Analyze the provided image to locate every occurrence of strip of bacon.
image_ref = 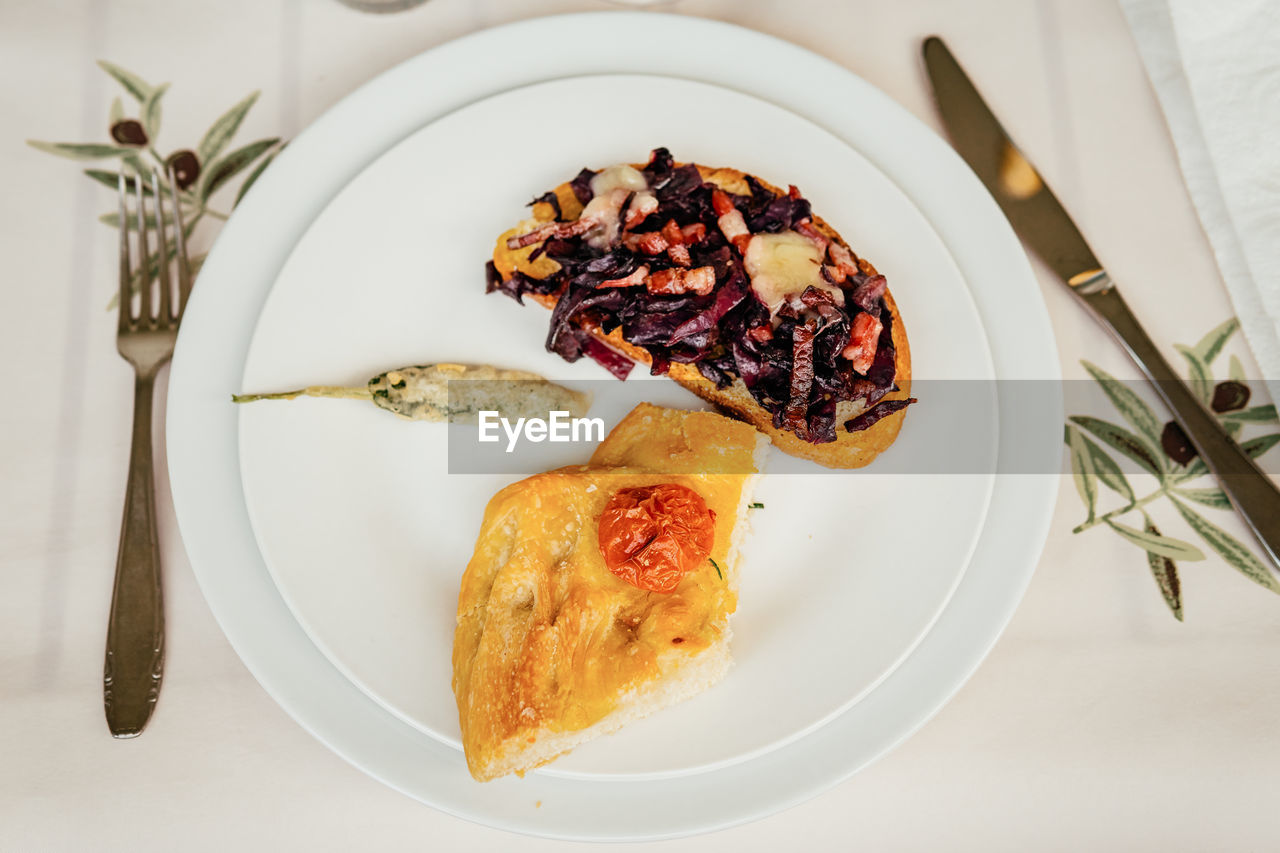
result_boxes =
[680,223,707,244]
[683,266,716,294]
[505,215,597,249]
[710,188,736,217]
[659,219,692,266]
[794,218,829,253]
[841,311,883,374]
[627,217,690,256]
[647,265,716,296]
[826,241,859,278]
[711,189,751,253]
[598,265,650,289]
[624,192,659,229]
[850,274,887,312]
[661,219,685,246]
[628,231,669,254]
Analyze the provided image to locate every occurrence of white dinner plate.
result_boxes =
[239,72,996,779]
[168,12,1060,841]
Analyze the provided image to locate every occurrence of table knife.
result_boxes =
[922,36,1280,572]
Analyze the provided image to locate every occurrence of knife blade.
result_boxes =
[922,35,1280,575]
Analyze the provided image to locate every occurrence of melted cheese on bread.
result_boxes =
[452,404,766,781]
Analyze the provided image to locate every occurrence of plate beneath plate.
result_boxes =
[168,12,1059,840]
[238,73,996,779]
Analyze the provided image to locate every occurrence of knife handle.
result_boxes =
[1080,283,1280,570]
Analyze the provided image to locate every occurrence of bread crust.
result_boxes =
[493,164,912,469]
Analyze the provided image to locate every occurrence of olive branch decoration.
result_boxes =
[26,61,286,306]
[1066,317,1280,620]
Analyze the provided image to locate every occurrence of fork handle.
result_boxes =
[104,373,166,737]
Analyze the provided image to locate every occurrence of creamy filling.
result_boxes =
[590,164,649,196]
[742,231,845,314]
[580,165,653,250]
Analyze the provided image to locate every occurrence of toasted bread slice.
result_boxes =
[492,164,912,469]
[452,404,766,781]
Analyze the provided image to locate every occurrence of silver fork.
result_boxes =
[105,168,191,738]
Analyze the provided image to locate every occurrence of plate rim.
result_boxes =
[167,11,1061,841]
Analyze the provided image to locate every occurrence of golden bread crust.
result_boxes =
[492,163,911,469]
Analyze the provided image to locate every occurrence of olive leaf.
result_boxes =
[97,60,153,102]
[1170,496,1280,593]
[1192,317,1238,365]
[109,96,124,124]
[200,138,279,201]
[1106,518,1206,561]
[234,142,284,207]
[1081,361,1166,469]
[1171,486,1232,510]
[141,82,170,139]
[26,141,131,160]
[1173,344,1211,405]
[1219,405,1278,426]
[1070,428,1135,503]
[123,151,149,174]
[1066,425,1099,523]
[99,206,203,235]
[1220,374,1251,437]
[1069,415,1164,477]
[84,168,155,195]
[1228,354,1246,383]
[198,91,260,166]
[1142,512,1183,621]
[1241,433,1280,458]
[100,209,167,229]
[1170,433,1280,484]
[1091,447,1135,503]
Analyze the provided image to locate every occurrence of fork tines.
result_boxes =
[116,168,191,331]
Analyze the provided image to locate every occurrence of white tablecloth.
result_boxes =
[1120,0,1280,400]
[4,1,1279,850]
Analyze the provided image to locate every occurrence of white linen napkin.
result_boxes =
[1119,0,1280,393]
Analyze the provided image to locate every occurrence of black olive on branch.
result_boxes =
[166,150,201,190]
[109,119,147,147]
[1210,380,1250,413]
[1161,421,1197,466]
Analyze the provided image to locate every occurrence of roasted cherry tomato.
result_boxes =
[597,484,716,593]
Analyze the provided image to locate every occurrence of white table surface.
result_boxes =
[3,0,1278,850]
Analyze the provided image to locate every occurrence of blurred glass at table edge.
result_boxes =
[334,0,428,12]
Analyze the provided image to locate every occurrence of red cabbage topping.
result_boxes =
[486,148,914,443]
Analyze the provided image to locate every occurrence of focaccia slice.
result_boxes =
[452,404,766,781]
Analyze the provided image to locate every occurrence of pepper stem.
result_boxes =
[231,385,371,404]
